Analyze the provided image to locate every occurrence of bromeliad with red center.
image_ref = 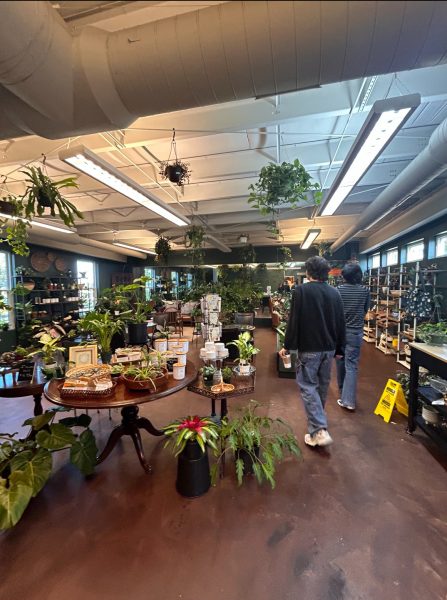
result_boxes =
[177,415,205,434]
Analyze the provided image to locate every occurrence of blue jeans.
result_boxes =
[296,351,335,435]
[336,328,363,409]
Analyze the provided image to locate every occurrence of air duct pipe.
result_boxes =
[1,1,447,140]
[330,118,447,252]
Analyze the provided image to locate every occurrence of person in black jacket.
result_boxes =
[279,256,345,447]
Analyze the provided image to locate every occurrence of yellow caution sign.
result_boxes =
[374,379,408,422]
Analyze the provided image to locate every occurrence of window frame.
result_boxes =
[370,252,381,269]
[405,239,425,263]
[386,247,398,267]
[76,259,98,314]
[435,231,447,258]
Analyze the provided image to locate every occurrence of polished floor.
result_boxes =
[1,329,446,600]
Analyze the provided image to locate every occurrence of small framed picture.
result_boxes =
[68,345,98,367]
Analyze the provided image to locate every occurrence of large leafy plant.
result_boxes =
[163,416,220,455]
[227,331,260,363]
[0,410,97,529]
[212,401,301,488]
[248,159,321,232]
[0,167,83,256]
[78,311,124,353]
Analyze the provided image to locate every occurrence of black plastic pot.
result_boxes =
[37,190,53,208]
[235,446,260,476]
[100,351,112,364]
[128,323,148,345]
[165,164,185,184]
[176,441,210,498]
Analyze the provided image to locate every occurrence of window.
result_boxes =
[76,259,97,314]
[386,247,398,266]
[144,267,155,299]
[371,253,380,269]
[435,232,447,258]
[187,273,193,289]
[171,271,179,291]
[0,252,12,326]
[406,239,424,263]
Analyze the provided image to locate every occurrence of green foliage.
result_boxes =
[239,244,257,266]
[315,241,332,258]
[227,331,260,363]
[212,401,301,488]
[0,410,97,529]
[200,365,216,380]
[222,366,233,383]
[278,246,293,269]
[124,360,164,390]
[417,322,447,343]
[163,416,220,456]
[155,236,171,264]
[248,159,322,232]
[78,311,124,353]
[185,225,206,267]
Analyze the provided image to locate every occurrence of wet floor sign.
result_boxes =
[374,379,407,422]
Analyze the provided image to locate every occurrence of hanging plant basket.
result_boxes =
[161,162,191,186]
[155,236,171,264]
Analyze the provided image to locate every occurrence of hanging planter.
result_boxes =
[155,236,171,264]
[185,225,205,267]
[159,129,192,187]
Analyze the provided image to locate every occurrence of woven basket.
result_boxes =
[65,364,112,379]
[60,380,117,399]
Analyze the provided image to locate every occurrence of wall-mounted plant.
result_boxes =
[248,159,322,233]
[185,225,206,267]
[159,129,191,186]
[239,244,256,266]
[155,236,171,264]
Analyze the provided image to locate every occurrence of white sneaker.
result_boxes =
[337,399,355,411]
[304,429,333,447]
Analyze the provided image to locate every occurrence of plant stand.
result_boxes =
[176,441,211,497]
[96,405,164,473]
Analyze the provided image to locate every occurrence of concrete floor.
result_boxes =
[1,329,446,600]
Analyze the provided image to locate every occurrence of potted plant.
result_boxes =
[155,236,171,264]
[122,361,168,392]
[119,276,153,344]
[200,365,216,385]
[185,225,206,267]
[222,366,233,384]
[28,323,66,378]
[417,322,447,345]
[163,415,219,497]
[239,244,257,266]
[0,410,97,530]
[227,331,260,375]
[248,159,321,233]
[78,311,124,364]
[212,401,301,488]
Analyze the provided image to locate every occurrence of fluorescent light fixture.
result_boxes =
[300,228,321,249]
[320,94,420,216]
[205,235,232,253]
[0,212,75,234]
[59,145,190,227]
[113,242,156,255]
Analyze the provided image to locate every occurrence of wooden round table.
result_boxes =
[0,367,46,416]
[44,361,197,473]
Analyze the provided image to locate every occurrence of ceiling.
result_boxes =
[1,1,447,262]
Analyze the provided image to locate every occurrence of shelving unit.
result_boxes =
[13,274,83,330]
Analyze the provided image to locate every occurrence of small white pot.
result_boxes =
[173,363,186,380]
[174,350,187,366]
[239,363,251,375]
[154,338,168,353]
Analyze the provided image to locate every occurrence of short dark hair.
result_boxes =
[342,262,363,284]
[305,256,330,282]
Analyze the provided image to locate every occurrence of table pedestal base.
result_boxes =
[96,405,164,473]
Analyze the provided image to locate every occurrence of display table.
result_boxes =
[408,342,447,452]
[44,361,197,473]
[0,366,46,416]
[188,370,255,418]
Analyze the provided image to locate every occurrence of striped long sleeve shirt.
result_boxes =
[337,284,370,329]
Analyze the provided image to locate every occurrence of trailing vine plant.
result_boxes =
[315,241,332,258]
[155,236,171,264]
[278,246,293,269]
[248,159,322,234]
[185,225,206,267]
[239,244,257,266]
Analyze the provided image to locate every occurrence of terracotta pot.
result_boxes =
[122,368,168,392]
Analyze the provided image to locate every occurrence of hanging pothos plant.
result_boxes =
[315,241,332,258]
[0,166,82,257]
[155,236,171,264]
[239,243,257,266]
[185,225,206,267]
[248,159,322,233]
[278,246,293,269]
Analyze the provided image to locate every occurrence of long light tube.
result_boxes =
[113,242,156,255]
[0,212,75,234]
[320,94,421,216]
[59,145,190,227]
[300,228,321,249]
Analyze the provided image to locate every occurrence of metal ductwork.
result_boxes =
[330,118,447,252]
[1,1,447,140]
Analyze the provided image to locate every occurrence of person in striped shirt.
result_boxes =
[336,263,370,411]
